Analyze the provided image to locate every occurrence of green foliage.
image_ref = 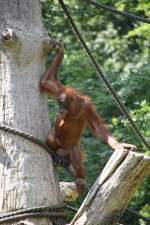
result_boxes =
[42,0,150,224]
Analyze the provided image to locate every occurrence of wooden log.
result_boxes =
[70,149,150,225]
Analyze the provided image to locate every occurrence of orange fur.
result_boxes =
[40,45,136,193]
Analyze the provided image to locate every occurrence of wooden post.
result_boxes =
[69,149,150,225]
[0,1,60,225]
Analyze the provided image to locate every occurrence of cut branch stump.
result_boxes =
[59,182,79,202]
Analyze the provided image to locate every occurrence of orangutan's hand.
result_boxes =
[115,143,137,151]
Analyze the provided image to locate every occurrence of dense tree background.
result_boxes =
[41,0,150,224]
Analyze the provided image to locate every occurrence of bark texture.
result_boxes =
[0,1,60,224]
[70,149,150,225]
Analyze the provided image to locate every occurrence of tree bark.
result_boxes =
[70,149,150,225]
[0,1,60,225]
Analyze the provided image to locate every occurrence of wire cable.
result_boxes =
[58,0,150,151]
[66,205,150,222]
[87,0,150,24]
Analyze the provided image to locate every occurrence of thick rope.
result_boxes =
[87,0,150,24]
[0,124,53,155]
[0,205,66,225]
[0,124,71,171]
[58,0,150,151]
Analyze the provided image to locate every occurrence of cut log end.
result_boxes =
[59,182,79,202]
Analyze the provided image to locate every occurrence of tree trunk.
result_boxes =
[70,149,150,225]
[0,1,60,224]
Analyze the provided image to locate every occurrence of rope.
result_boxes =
[0,205,66,225]
[0,124,71,170]
[87,0,150,24]
[58,0,150,151]
[0,124,53,155]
